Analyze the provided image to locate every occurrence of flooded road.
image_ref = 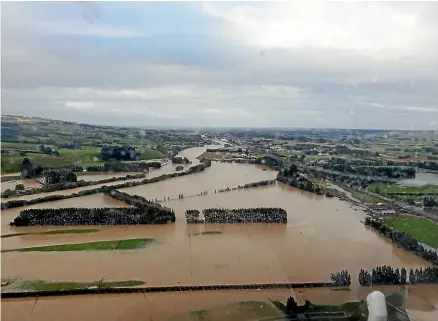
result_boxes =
[2,285,437,321]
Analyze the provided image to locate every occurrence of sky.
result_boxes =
[1,1,438,130]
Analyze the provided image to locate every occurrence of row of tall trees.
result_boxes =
[202,207,287,223]
[359,266,438,285]
[330,270,351,286]
[13,206,175,226]
[216,180,276,194]
[364,217,438,264]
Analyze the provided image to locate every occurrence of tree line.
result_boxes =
[359,266,438,285]
[215,180,276,194]
[202,207,287,223]
[330,270,351,286]
[364,217,438,264]
[12,206,175,226]
[331,266,438,287]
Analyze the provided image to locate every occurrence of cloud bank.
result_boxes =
[2,1,437,129]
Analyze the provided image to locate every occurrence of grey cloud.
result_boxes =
[1,2,438,129]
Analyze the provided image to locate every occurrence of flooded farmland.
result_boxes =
[1,162,430,285]
[121,162,277,201]
[2,144,437,320]
[1,178,42,192]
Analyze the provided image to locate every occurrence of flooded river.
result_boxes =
[1,144,437,320]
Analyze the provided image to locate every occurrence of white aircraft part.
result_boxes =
[367,291,388,321]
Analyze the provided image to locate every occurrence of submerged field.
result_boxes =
[1,146,437,321]
[1,162,430,287]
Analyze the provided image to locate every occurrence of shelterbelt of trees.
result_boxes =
[215,180,276,194]
[12,206,175,226]
[365,217,438,264]
[202,208,287,223]
[1,162,212,209]
[12,184,175,226]
[331,265,438,286]
[359,265,438,285]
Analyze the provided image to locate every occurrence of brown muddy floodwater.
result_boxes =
[1,144,437,320]
[1,179,42,192]
[120,162,277,201]
[1,167,430,286]
[2,285,438,321]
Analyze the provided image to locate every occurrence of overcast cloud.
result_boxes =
[1,1,437,129]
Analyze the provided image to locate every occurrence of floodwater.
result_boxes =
[1,179,42,192]
[121,162,277,201]
[2,143,437,320]
[1,179,430,285]
[398,172,438,186]
[2,285,437,321]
